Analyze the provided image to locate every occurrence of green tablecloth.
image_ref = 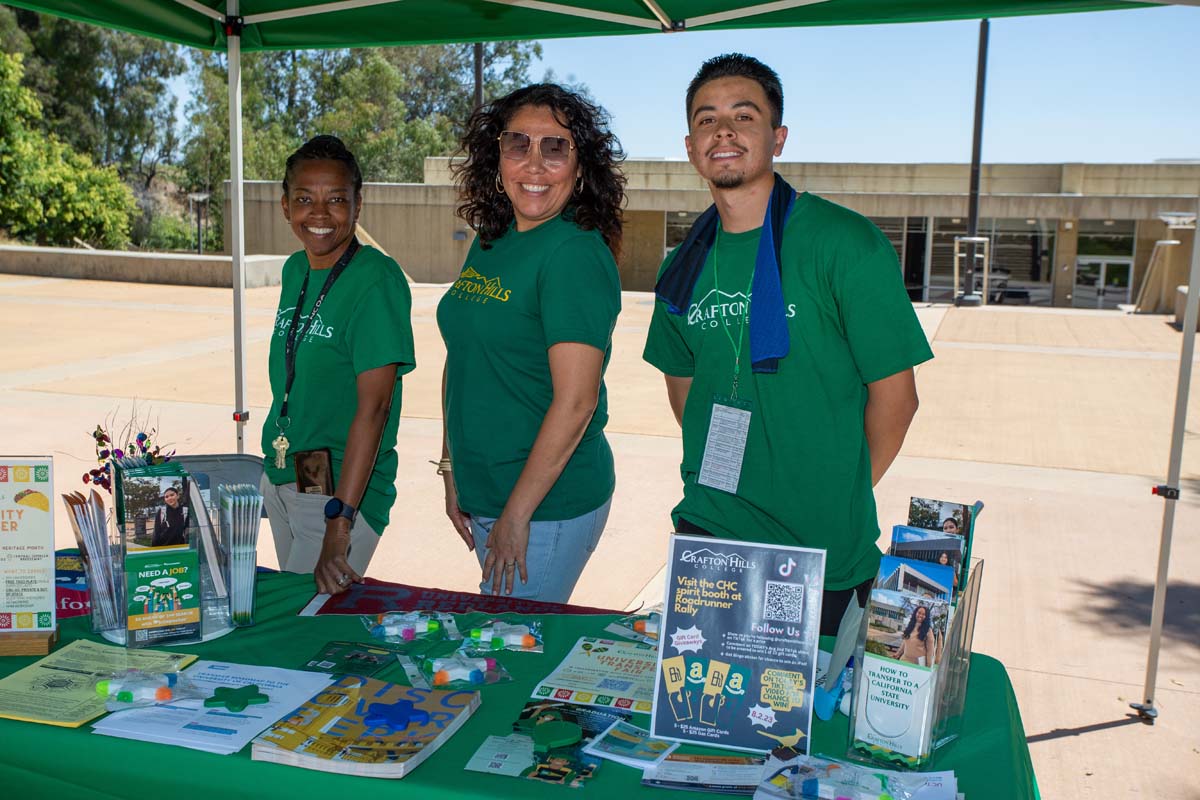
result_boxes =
[0,573,1037,798]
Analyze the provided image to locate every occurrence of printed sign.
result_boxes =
[0,457,55,633]
[650,535,825,754]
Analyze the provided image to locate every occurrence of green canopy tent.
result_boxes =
[0,1,1163,49]
[6,0,1196,725]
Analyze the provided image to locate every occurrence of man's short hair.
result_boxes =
[686,53,784,128]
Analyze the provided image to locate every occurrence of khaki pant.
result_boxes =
[260,476,381,575]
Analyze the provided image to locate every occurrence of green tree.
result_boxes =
[313,51,457,183]
[907,498,941,530]
[180,41,545,191]
[0,8,184,187]
[374,42,544,128]
[0,52,135,248]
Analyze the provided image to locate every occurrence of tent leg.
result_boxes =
[227,0,248,455]
[1132,198,1200,724]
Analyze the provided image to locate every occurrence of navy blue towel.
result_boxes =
[654,173,796,373]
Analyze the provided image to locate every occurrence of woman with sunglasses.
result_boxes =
[437,84,625,602]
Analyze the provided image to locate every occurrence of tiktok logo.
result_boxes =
[778,558,797,577]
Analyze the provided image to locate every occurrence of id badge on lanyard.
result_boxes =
[697,395,752,494]
[697,229,754,495]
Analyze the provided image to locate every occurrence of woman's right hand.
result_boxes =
[443,473,474,551]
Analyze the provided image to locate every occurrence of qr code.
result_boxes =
[134,629,149,642]
[762,581,805,623]
[597,677,633,692]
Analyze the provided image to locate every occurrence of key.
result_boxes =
[272,434,290,469]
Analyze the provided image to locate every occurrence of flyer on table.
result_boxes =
[125,547,201,647]
[0,457,55,633]
[651,535,824,754]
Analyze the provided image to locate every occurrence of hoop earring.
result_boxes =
[495,174,505,195]
[574,176,584,196]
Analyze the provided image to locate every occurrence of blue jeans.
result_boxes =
[470,498,612,603]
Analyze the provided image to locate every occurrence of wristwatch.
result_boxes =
[324,497,357,523]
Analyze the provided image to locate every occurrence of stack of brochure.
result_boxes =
[91,661,334,755]
[0,641,196,728]
[752,752,958,800]
[217,484,263,626]
[60,490,121,631]
[849,496,985,767]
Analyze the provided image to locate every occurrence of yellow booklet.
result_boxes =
[253,677,480,778]
[0,639,197,727]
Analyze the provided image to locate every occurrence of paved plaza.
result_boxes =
[1,273,1197,798]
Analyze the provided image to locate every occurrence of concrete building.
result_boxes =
[879,563,950,600]
[232,158,1200,309]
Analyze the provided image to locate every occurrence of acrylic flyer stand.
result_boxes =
[87,463,252,647]
[846,558,985,769]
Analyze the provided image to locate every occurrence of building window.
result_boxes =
[1077,219,1135,257]
[666,211,701,251]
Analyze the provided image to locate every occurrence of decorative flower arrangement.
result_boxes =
[83,413,173,492]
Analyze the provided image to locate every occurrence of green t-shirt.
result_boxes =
[437,214,621,521]
[642,193,934,590]
[261,245,416,535]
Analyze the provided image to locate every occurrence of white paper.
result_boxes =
[582,719,678,768]
[464,734,536,777]
[853,652,937,759]
[643,756,765,792]
[91,660,334,755]
[697,402,751,493]
[752,753,957,800]
[531,637,658,711]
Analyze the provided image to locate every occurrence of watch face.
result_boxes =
[324,497,342,519]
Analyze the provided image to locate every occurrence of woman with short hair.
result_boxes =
[260,135,415,595]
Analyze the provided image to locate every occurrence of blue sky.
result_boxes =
[531,5,1197,163]
[170,5,1196,164]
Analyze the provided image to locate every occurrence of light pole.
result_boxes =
[188,192,211,255]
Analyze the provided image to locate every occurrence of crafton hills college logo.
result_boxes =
[449,266,511,304]
[679,548,757,571]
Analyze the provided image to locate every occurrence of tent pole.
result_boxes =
[474,42,484,109]
[227,0,248,455]
[1132,199,1200,724]
[961,18,988,306]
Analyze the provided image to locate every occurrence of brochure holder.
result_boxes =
[846,558,985,770]
[86,463,262,646]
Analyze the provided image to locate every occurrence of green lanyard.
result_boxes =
[711,227,755,400]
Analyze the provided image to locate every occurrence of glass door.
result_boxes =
[1074,258,1133,309]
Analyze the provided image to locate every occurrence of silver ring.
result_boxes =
[504,561,516,569]
[337,574,349,585]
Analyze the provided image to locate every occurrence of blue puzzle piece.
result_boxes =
[363,699,430,734]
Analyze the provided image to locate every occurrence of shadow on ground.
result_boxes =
[1025,714,1146,744]
[1072,579,1200,655]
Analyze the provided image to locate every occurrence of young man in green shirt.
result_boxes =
[643,54,933,636]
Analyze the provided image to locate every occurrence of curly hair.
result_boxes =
[454,84,626,259]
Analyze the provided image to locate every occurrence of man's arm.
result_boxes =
[665,375,693,427]
[864,368,919,486]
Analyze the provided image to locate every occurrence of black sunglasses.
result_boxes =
[497,130,576,166]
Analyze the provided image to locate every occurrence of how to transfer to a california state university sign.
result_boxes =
[650,534,825,754]
[0,458,56,633]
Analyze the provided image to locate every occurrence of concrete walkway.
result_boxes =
[1,273,1197,798]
